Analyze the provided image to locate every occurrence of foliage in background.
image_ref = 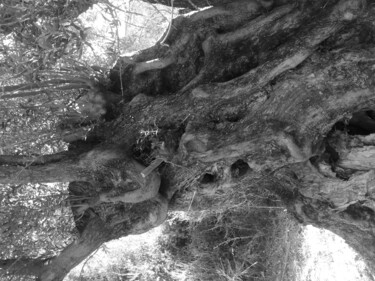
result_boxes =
[0,1,168,279]
[0,183,74,260]
[0,0,168,155]
[0,0,96,78]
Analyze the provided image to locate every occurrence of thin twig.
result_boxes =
[98,0,144,16]
[160,0,175,45]
[187,190,196,212]
[214,235,254,249]
[79,246,102,280]
[150,3,170,22]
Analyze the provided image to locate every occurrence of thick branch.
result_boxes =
[0,79,88,93]
[197,0,365,98]
[0,152,71,166]
[0,83,91,100]
[0,160,88,184]
[140,0,242,9]
[0,258,48,277]
[75,159,161,213]
[109,46,375,174]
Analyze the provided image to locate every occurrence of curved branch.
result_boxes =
[0,152,72,166]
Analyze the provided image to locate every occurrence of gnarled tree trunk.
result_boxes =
[4,0,375,279]
[105,0,375,273]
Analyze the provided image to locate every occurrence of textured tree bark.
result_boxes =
[104,0,375,273]
[140,0,277,9]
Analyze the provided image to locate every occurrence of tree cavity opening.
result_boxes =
[335,110,375,135]
[200,173,217,184]
[230,159,251,178]
[312,109,375,181]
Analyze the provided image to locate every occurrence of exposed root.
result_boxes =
[75,203,94,215]
[133,57,175,75]
[180,4,297,93]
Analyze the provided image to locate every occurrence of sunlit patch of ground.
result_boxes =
[65,223,188,281]
[65,225,163,280]
[299,225,375,281]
